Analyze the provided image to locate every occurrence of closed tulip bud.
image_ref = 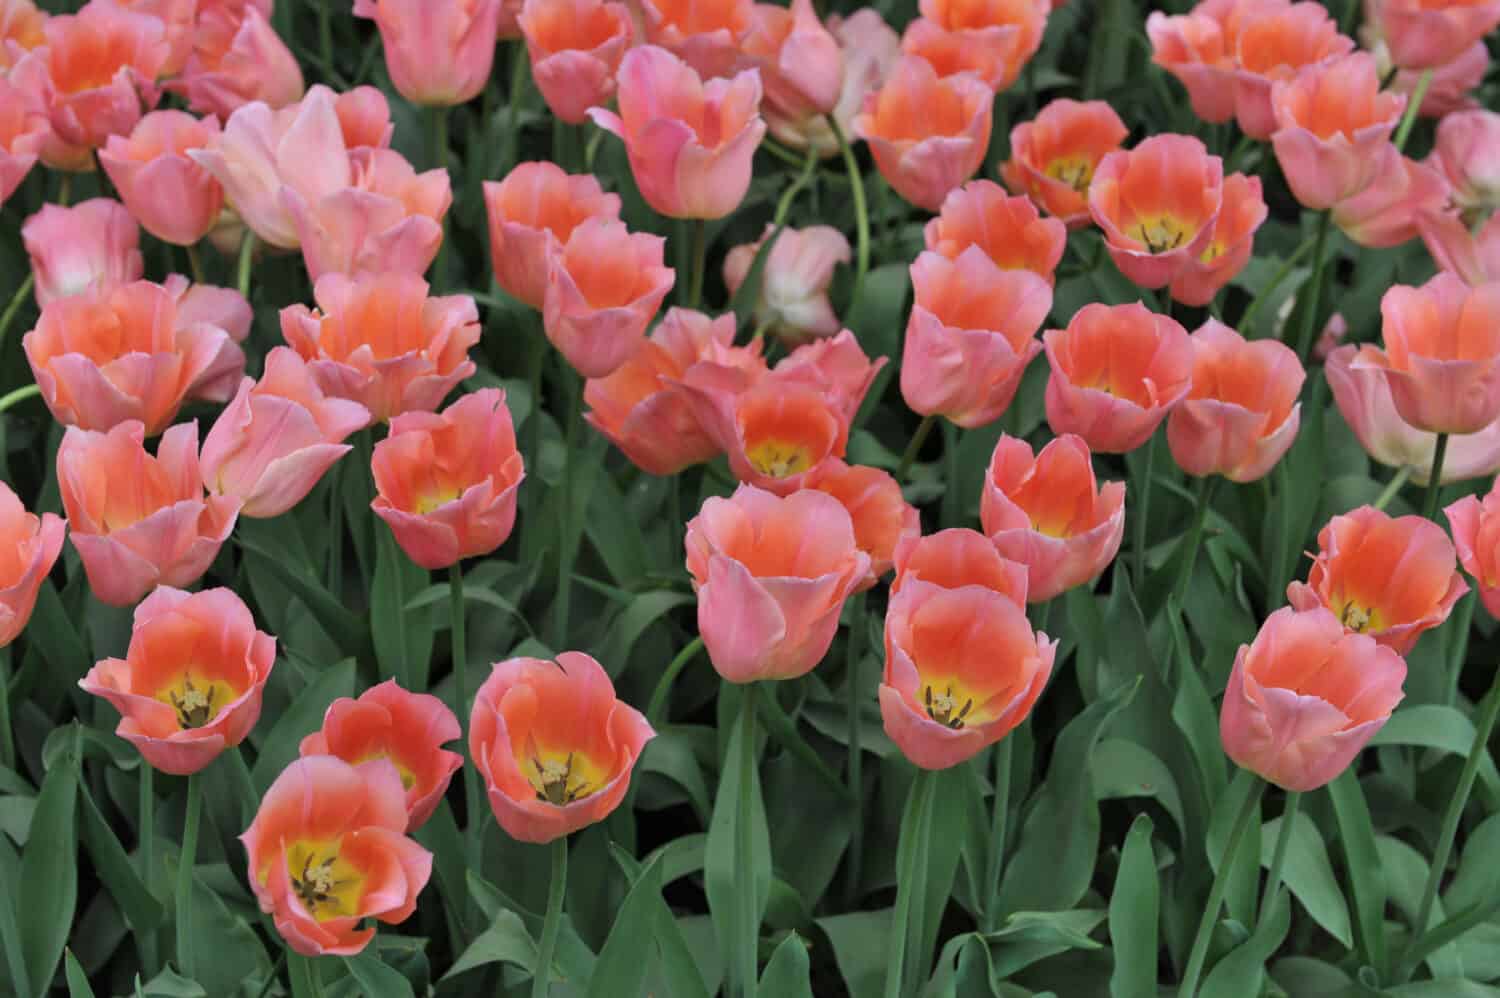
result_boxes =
[803,459,919,586]
[686,485,870,682]
[241,756,432,955]
[1287,505,1467,654]
[470,651,654,842]
[99,111,224,246]
[1430,110,1500,219]
[1419,210,1500,287]
[482,162,622,310]
[1000,99,1128,228]
[80,587,274,773]
[22,199,144,307]
[890,527,1030,605]
[1221,606,1405,792]
[519,0,633,125]
[722,225,851,346]
[1371,0,1500,70]
[1169,172,1268,307]
[1332,146,1450,249]
[924,180,1067,281]
[0,482,65,649]
[355,0,504,106]
[1229,1,1354,139]
[173,5,305,119]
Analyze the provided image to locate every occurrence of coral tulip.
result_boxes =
[333,86,394,150]
[740,0,843,145]
[22,199,144,307]
[803,458,919,586]
[722,225,850,346]
[681,376,847,493]
[1367,32,1486,118]
[1332,146,1449,249]
[482,162,622,310]
[1230,1,1355,138]
[1146,5,1241,125]
[1169,172,1267,306]
[923,180,1067,281]
[355,0,503,106]
[771,329,885,424]
[1370,0,1500,70]
[1448,484,1500,619]
[639,0,751,78]
[900,0,1047,92]
[776,8,900,157]
[174,5,304,119]
[1000,98,1128,228]
[99,111,225,246]
[0,482,65,649]
[1420,210,1500,286]
[1430,109,1500,219]
[890,527,1031,604]
[0,76,45,208]
[0,0,45,72]
[519,0,633,125]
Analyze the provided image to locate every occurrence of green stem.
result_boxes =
[1372,465,1413,512]
[551,366,583,649]
[895,414,937,483]
[736,683,761,998]
[252,950,286,998]
[532,837,568,998]
[686,219,708,310]
[1172,475,1217,603]
[1293,211,1332,363]
[646,636,704,727]
[236,232,257,300]
[1258,791,1301,924]
[138,721,158,978]
[289,952,326,998]
[1133,431,1157,587]
[1179,776,1265,998]
[1393,69,1433,153]
[326,469,344,598]
[983,736,1013,932]
[56,173,71,207]
[1398,668,1500,981]
[317,0,333,82]
[0,384,39,414]
[826,114,869,313]
[1422,433,1449,523]
[0,274,35,352]
[885,769,937,998]
[773,149,819,227]
[185,244,205,285]
[1239,236,1314,337]
[176,772,202,980]
[844,592,867,909]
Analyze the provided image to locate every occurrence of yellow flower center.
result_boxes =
[1338,601,1382,634]
[921,677,985,729]
[154,673,237,730]
[1044,155,1095,194]
[521,748,606,806]
[745,438,813,479]
[1200,240,1226,264]
[1127,215,1195,254]
[414,487,462,515]
[356,751,417,791]
[283,840,365,922]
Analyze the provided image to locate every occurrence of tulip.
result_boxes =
[116,0,194,76]
[482,162,622,310]
[286,146,451,281]
[201,347,370,518]
[980,433,1126,602]
[1229,1,1355,139]
[999,98,1128,228]
[334,86,395,150]
[163,273,254,403]
[1269,53,1405,211]
[1419,210,1500,286]
[1370,0,1500,70]
[80,587,274,774]
[853,55,992,212]
[1351,273,1500,435]
[685,485,870,682]
[1448,483,1500,622]
[22,199,144,307]
[0,76,45,208]
[1314,312,1348,363]
[1146,7,1238,125]
[1429,110,1500,219]
[1088,134,1224,289]
[470,651,654,842]
[1287,505,1467,654]
[371,389,525,570]
[1166,320,1303,481]
[681,376,847,493]
[803,458,919,586]
[299,680,463,831]
[542,217,675,379]
[923,180,1067,281]
[0,0,45,72]
[174,5,304,119]
[584,308,766,475]
[23,280,241,435]
[779,9,900,158]
[639,0,752,79]
[0,482,65,649]
[1220,606,1405,792]
[1042,302,1194,453]
[1169,172,1267,306]
[589,45,766,220]
[722,225,850,345]
[880,579,1054,770]
[280,273,480,423]
[1325,343,1500,485]
[99,111,224,246]
[890,528,1030,604]
[355,0,502,105]
[519,0,633,125]
[1367,34,1486,118]
[900,247,1051,429]
[771,328,886,423]
[740,0,843,140]
[240,755,432,955]
[1332,146,1450,249]
[900,0,1047,92]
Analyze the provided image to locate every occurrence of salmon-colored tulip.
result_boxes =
[1270,53,1405,211]
[482,162,621,310]
[722,225,850,346]
[980,433,1126,602]
[470,651,654,842]
[1420,210,1500,286]
[1430,110,1500,219]
[1326,343,1500,485]
[639,0,751,78]
[1448,483,1500,619]
[80,586,273,773]
[240,755,432,955]
[0,482,65,649]
[371,389,525,570]
[901,247,1051,429]
[741,0,843,145]
[901,0,1047,92]
[890,527,1030,604]
[1166,320,1303,481]
[1371,0,1500,70]
[1351,273,1500,435]
[0,76,45,208]
[1000,98,1128,228]
[355,0,502,106]
[1230,1,1355,138]
[1332,146,1449,249]
[286,146,451,281]
[22,199,144,308]
[853,55,992,212]
[585,308,766,475]
[1220,606,1404,792]
[99,111,224,246]
[1042,302,1194,454]
[23,280,242,435]
[543,218,674,379]
[333,86,395,150]
[299,680,463,831]
[174,5,304,119]
[682,375,848,493]
[777,8,900,157]
[1287,505,1467,654]
[1366,30,1486,119]
[923,180,1066,281]
[113,0,194,77]
[685,484,870,682]
[589,45,766,220]
[519,0,633,124]
[1169,172,1267,306]
[1146,4,1241,125]
[880,578,1054,770]
[201,347,370,518]
[0,0,45,71]
[280,273,480,423]
[59,421,239,606]
[1088,134,1225,289]
[771,328,886,423]
[803,458,919,586]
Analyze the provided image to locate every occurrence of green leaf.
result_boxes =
[1269,957,1351,997]
[599,591,694,677]
[236,527,365,653]
[343,952,416,998]
[986,910,1106,979]
[1199,891,1291,998]
[1259,810,1352,948]
[249,658,356,793]
[405,582,534,638]
[1206,769,1264,930]
[77,782,163,934]
[371,525,434,689]
[137,967,208,997]
[1108,815,1157,998]
[704,692,772,991]
[844,262,909,363]
[180,866,273,998]
[589,855,666,998]
[64,951,94,998]
[818,910,891,998]
[445,909,536,981]
[18,724,78,998]
[1092,740,1185,842]
[1328,770,1388,972]
[758,934,814,998]
[1370,704,1500,798]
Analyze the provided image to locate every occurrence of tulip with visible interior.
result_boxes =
[923,180,1067,281]
[1000,98,1128,228]
[1168,172,1267,306]
[679,376,848,494]
[518,0,633,124]
[0,482,65,649]
[771,329,885,423]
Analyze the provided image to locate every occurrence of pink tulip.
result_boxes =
[722,225,850,346]
[0,482,66,649]
[1333,145,1450,249]
[899,0,1047,92]
[685,484,870,682]
[0,76,45,209]
[173,5,304,119]
[1169,172,1267,307]
[1419,210,1500,286]
[589,45,766,220]
[680,374,848,493]
[519,0,633,124]
[1448,483,1500,619]
[999,99,1128,228]
[740,0,843,140]
[1220,606,1404,792]
[1146,7,1239,125]
[355,0,503,106]
[1370,0,1500,70]
[1229,1,1354,139]
[99,111,224,246]
[114,0,194,76]
[1371,36,1487,118]
[162,274,254,403]
[787,9,901,157]
[923,179,1067,281]
[22,199,144,308]
[58,421,240,607]
[482,162,622,310]
[771,328,885,424]
[1429,109,1500,219]
[803,458,919,586]
[639,0,752,79]
[333,86,395,150]
[890,527,1031,604]
[0,0,45,72]
[201,347,370,518]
